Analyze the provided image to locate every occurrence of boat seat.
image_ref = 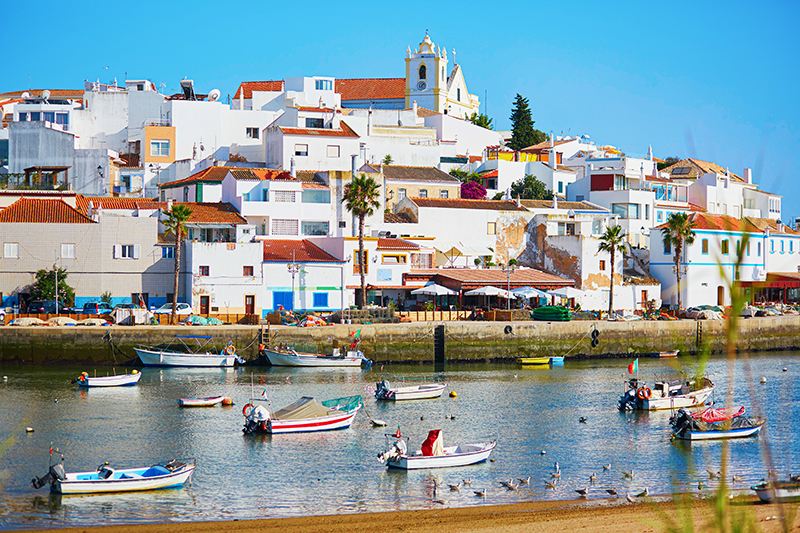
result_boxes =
[120,473,142,479]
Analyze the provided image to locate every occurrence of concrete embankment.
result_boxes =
[0,316,798,366]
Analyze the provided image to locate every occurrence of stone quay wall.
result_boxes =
[0,316,797,366]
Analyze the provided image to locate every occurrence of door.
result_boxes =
[273,291,293,311]
[200,295,210,315]
[717,286,725,306]
[245,295,255,314]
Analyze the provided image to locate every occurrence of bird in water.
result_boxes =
[732,475,743,484]
[474,489,486,498]
[550,471,561,480]
[448,482,461,492]
[603,464,612,471]
[589,473,597,484]
[626,494,636,503]
[575,487,589,496]
[707,470,720,479]
[518,476,530,485]
[579,416,588,423]
[623,469,634,479]
[499,480,515,488]
[698,481,704,490]
[606,488,618,496]
[636,488,649,497]
[544,480,558,490]
[462,478,472,486]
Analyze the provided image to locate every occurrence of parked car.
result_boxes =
[153,303,193,315]
[27,300,70,314]
[0,307,5,325]
[112,303,143,312]
[82,302,114,315]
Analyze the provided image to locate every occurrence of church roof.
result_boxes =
[336,78,405,101]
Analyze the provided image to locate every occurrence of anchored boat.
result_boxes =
[619,376,714,411]
[374,379,446,401]
[134,335,241,367]
[378,429,496,470]
[74,370,141,388]
[242,395,362,434]
[670,406,766,441]
[751,479,800,502]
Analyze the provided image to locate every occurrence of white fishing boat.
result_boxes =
[374,379,446,401]
[74,370,141,388]
[670,406,766,441]
[264,347,368,367]
[619,376,714,411]
[242,395,362,434]
[751,480,800,502]
[134,335,240,367]
[378,429,496,470]
[32,458,195,494]
[177,396,231,407]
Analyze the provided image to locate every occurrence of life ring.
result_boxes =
[226,345,236,355]
[243,403,255,417]
[504,325,513,335]
[637,387,652,400]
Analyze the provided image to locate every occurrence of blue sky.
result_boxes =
[4,0,798,218]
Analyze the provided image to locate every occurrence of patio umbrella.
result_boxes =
[548,287,585,299]
[512,286,550,299]
[465,286,517,299]
[410,284,457,296]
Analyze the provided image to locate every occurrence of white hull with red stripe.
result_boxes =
[267,409,359,433]
[242,395,362,435]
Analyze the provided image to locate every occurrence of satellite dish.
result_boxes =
[208,89,221,102]
[21,92,30,99]
[42,90,51,100]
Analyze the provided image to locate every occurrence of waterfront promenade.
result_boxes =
[2,315,799,366]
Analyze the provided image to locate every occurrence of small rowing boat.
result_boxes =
[751,480,800,502]
[375,380,446,401]
[517,356,564,365]
[670,406,766,441]
[74,370,142,388]
[134,335,240,367]
[378,429,496,470]
[242,395,362,434]
[177,396,232,407]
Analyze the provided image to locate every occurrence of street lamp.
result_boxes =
[287,251,302,312]
[502,261,517,311]
[149,164,162,199]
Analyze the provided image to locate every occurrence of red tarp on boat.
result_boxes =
[421,430,443,456]
[692,406,745,423]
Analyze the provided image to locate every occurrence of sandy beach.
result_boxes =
[22,496,799,533]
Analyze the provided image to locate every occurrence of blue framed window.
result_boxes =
[781,240,785,253]
[771,240,774,253]
[162,247,175,259]
[657,211,663,223]
[313,292,328,308]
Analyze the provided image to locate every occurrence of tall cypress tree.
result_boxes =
[508,94,545,151]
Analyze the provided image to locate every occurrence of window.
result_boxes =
[243,266,254,277]
[305,118,324,128]
[315,79,332,91]
[30,111,40,121]
[747,242,750,256]
[4,242,19,258]
[592,219,602,235]
[702,239,709,254]
[183,186,189,202]
[558,182,563,194]
[645,204,650,221]
[246,127,259,139]
[440,190,448,199]
[781,240,785,253]
[302,221,329,236]
[382,254,407,264]
[302,189,330,203]
[419,189,428,198]
[744,198,755,209]
[313,292,329,307]
[612,203,640,219]
[150,140,170,157]
[162,247,175,259]
[664,240,671,255]
[614,174,627,190]
[274,191,296,202]
[326,145,340,158]
[411,252,433,269]
[398,188,406,200]
[487,222,496,235]
[338,220,346,228]
[272,219,299,235]
[60,243,75,259]
[599,260,606,271]
[657,210,664,223]
[18,112,27,121]
[353,250,368,275]
[771,240,774,254]
[791,241,794,254]
[736,240,741,256]
[758,242,761,256]
[294,144,308,156]
[419,64,427,80]
[114,244,140,259]
[43,111,55,122]
[457,88,461,101]
[199,266,209,276]
[721,239,729,255]
[558,222,576,236]
[576,195,585,202]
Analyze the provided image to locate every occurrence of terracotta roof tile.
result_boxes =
[75,196,163,212]
[295,106,337,113]
[662,158,744,182]
[412,198,527,211]
[0,89,84,99]
[480,169,498,178]
[383,165,461,183]
[384,211,414,223]
[410,268,573,286]
[0,198,95,223]
[177,202,248,225]
[263,239,341,262]
[336,78,405,101]
[295,170,325,183]
[415,107,440,118]
[279,121,359,138]
[233,81,284,99]
[654,213,797,235]
[161,167,232,188]
[520,139,574,152]
[377,238,419,250]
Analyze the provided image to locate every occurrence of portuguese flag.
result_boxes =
[628,359,638,374]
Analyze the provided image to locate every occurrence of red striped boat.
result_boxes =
[242,395,362,435]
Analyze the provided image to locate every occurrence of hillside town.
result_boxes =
[1,31,797,321]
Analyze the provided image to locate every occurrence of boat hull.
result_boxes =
[78,373,142,387]
[178,396,225,407]
[751,481,800,502]
[377,383,447,401]
[644,386,714,410]
[674,420,765,441]
[517,357,564,365]
[387,441,497,470]
[265,350,363,367]
[135,348,236,367]
[53,465,195,494]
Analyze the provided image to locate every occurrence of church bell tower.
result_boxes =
[405,31,447,113]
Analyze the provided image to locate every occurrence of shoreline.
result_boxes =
[20,495,798,533]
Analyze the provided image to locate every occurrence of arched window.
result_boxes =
[419,64,427,80]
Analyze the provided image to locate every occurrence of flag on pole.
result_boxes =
[349,329,361,338]
[261,388,268,400]
[628,359,638,374]
[138,294,146,308]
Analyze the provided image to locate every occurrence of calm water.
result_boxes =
[0,353,797,530]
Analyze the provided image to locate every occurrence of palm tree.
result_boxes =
[342,173,381,309]
[660,212,697,310]
[163,204,193,325]
[597,224,626,315]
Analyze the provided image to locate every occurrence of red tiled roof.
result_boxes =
[654,213,797,235]
[0,89,84,99]
[520,139,574,152]
[233,81,284,99]
[415,107,440,118]
[296,106,337,113]
[412,198,527,211]
[263,239,341,262]
[384,211,414,223]
[377,238,419,250]
[520,199,607,211]
[161,166,233,188]
[662,158,744,182]
[480,169,498,178]
[336,78,405,101]
[301,182,329,189]
[383,165,461,183]
[407,268,573,287]
[176,202,248,225]
[279,121,359,138]
[0,198,95,224]
[76,196,163,212]
[468,155,482,163]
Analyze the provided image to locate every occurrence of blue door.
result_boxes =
[273,291,293,311]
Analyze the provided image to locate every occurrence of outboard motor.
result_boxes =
[618,388,639,411]
[31,463,66,490]
[375,380,392,400]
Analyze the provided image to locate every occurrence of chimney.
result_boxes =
[351,154,358,179]
[290,156,296,178]
[552,196,558,209]
[743,168,752,184]
[777,221,784,233]
[166,198,173,212]
[413,100,418,115]
[516,196,521,208]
